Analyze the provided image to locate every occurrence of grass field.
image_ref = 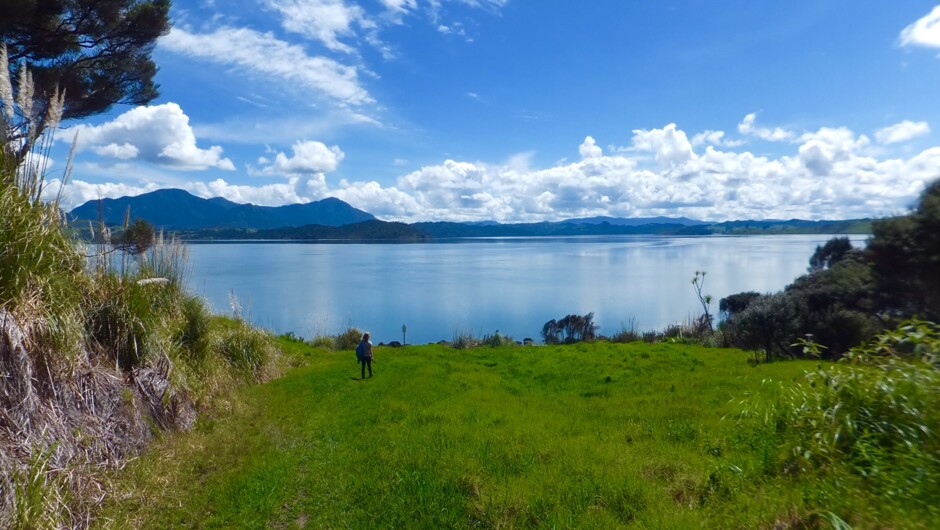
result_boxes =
[97,340,927,529]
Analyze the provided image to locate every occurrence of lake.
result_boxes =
[184,235,867,345]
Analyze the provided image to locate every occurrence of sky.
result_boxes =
[37,1,940,222]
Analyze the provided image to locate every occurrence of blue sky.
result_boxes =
[42,1,940,222]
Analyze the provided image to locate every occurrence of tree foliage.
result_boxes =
[720,179,940,361]
[113,217,155,256]
[0,0,171,159]
[868,179,940,322]
[542,313,598,344]
[808,236,853,272]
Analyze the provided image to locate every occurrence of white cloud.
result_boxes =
[59,122,940,223]
[630,124,696,167]
[691,130,745,148]
[263,0,369,53]
[875,120,931,144]
[579,136,602,159]
[74,103,235,171]
[159,26,373,106]
[900,5,940,49]
[379,0,418,14]
[46,179,162,211]
[797,127,872,176]
[93,143,140,160]
[738,113,796,142]
[255,140,345,176]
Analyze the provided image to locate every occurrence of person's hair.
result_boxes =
[363,332,370,340]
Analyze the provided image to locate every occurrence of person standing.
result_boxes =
[356,332,374,379]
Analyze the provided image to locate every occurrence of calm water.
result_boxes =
[185,235,866,345]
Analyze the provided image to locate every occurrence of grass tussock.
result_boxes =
[0,155,282,527]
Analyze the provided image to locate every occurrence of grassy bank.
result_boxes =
[96,340,933,529]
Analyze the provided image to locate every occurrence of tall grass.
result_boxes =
[1,55,283,527]
[739,320,940,520]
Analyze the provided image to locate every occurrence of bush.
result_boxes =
[741,321,940,516]
[209,317,278,379]
[542,313,598,344]
[609,319,641,343]
[481,331,514,347]
[308,334,336,350]
[334,327,363,351]
[451,331,478,350]
[177,295,212,362]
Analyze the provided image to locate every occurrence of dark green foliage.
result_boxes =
[177,295,211,362]
[114,218,156,256]
[1,0,171,158]
[542,312,598,344]
[868,179,940,321]
[723,293,803,362]
[808,236,854,272]
[718,291,760,320]
[722,178,940,360]
[334,327,363,351]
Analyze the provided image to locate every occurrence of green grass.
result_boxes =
[97,342,932,529]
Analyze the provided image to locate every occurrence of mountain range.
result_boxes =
[68,189,871,239]
[69,188,374,229]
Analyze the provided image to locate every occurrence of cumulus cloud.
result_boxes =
[630,124,696,167]
[46,179,162,211]
[579,136,602,159]
[691,130,745,148]
[74,103,235,170]
[900,5,940,49]
[255,140,345,176]
[160,27,373,106]
[60,122,940,223]
[738,113,796,142]
[875,120,931,144]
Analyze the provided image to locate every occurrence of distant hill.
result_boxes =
[178,220,430,242]
[69,189,375,229]
[561,215,708,226]
[69,188,872,239]
[414,218,872,238]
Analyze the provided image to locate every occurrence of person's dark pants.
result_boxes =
[360,357,373,378]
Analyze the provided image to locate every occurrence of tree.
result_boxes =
[808,236,854,272]
[113,217,155,256]
[868,179,940,322]
[541,313,598,344]
[1,0,171,161]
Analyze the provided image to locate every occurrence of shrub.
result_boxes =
[334,327,363,351]
[208,317,278,379]
[610,319,641,343]
[309,334,336,350]
[451,331,478,350]
[741,321,940,516]
[481,331,514,347]
[176,295,212,363]
[542,313,598,344]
